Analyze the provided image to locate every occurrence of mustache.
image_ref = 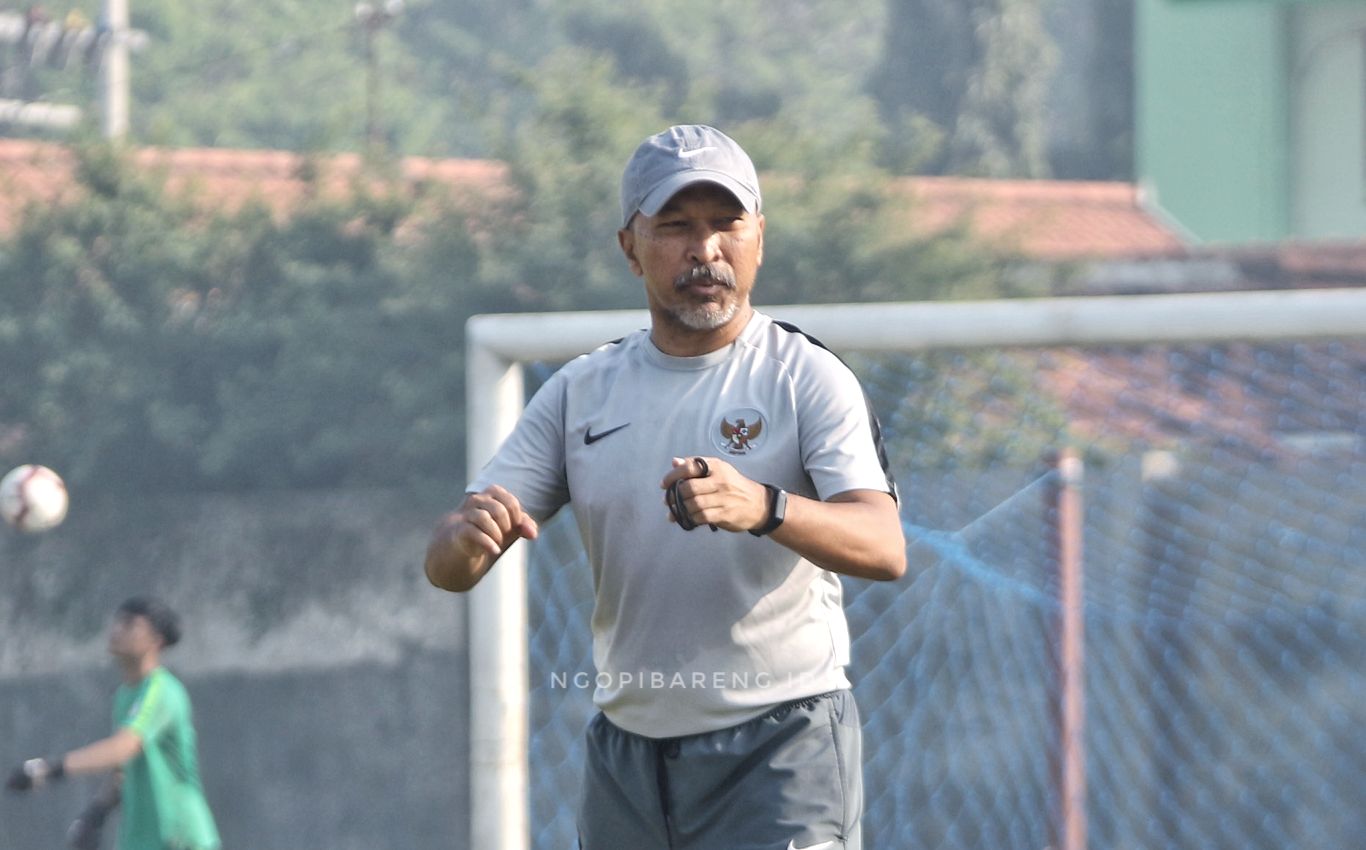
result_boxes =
[674,263,736,290]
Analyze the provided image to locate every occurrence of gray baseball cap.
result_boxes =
[620,125,761,227]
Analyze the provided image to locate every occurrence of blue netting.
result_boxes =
[525,342,1366,850]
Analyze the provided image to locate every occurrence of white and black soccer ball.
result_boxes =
[0,464,69,533]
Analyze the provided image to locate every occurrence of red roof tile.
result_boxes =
[899,175,1187,261]
[1078,342,1365,457]
[1199,240,1366,289]
[0,139,509,231]
[0,138,81,232]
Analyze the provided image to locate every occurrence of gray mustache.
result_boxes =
[674,264,736,290]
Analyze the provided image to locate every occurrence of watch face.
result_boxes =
[751,485,787,536]
[771,488,787,524]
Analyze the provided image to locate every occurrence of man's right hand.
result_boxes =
[5,757,62,792]
[424,486,539,592]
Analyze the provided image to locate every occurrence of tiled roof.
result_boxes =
[899,175,1186,261]
[0,138,1182,260]
[1207,240,1366,289]
[0,139,74,232]
[1043,344,1365,458]
[0,138,509,232]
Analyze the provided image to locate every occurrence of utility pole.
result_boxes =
[0,9,90,132]
[1049,447,1088,850]
[354,0,403,155]
[0,5,145,136]
[102,0,129,139]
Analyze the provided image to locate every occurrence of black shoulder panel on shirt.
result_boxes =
[773,319,830,353]
[770,319,900,503]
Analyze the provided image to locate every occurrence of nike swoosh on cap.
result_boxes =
[679,146,718,158]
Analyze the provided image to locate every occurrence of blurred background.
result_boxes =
[1,0,1363,848]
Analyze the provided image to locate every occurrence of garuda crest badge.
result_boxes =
[716,408,766,455]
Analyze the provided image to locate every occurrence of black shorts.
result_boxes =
[577,690,863,850]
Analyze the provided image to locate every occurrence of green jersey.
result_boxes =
[111,667,221,850]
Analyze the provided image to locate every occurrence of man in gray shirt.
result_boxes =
[426,124,906,850]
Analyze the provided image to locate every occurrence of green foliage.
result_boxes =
[872,0,1057,177]
[465,48,667,312]
[0,141,466,491]
[859,350,1071,471]
[18,0,894,161]
[10,0,1066,177]
[756,171,1003,306]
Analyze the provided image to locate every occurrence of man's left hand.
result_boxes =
[660,456,770,533]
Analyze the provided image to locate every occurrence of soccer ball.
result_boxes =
[0,465,69,533]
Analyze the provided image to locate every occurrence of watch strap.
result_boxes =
[749,484,787,537]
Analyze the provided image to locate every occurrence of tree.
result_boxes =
[0,140,461,491]
[25,0,892,161]
[871,0,1057,178]
[462,47,669,311]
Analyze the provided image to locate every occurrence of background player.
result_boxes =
[6,596,221,850]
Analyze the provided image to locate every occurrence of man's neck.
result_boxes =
[120,653,160,684]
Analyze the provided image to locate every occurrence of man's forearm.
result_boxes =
[61,730,142,775]
[769,491,906,581]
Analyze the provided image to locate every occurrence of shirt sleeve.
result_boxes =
[466,365,572,521]
[796,352,899,503]
[120,675,177,743]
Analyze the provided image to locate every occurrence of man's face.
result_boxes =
[619,182,765,337]
[108,612,161,660]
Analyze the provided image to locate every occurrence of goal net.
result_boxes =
[465,289,1366,850]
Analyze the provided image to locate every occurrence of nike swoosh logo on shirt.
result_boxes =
[584,423,630,445]
[787,841,838,850]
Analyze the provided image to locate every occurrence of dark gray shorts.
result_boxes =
[577,690,863,850]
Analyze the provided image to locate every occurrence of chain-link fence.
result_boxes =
[525,340,1366,849]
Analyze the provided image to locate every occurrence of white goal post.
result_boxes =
[463,287,1366,850]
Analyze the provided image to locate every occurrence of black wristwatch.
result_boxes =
[749,484,788,537]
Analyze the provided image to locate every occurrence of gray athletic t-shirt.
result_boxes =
[469,311,897,737]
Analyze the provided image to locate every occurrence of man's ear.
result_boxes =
[755,213,765,268]
[618,227,644,277]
